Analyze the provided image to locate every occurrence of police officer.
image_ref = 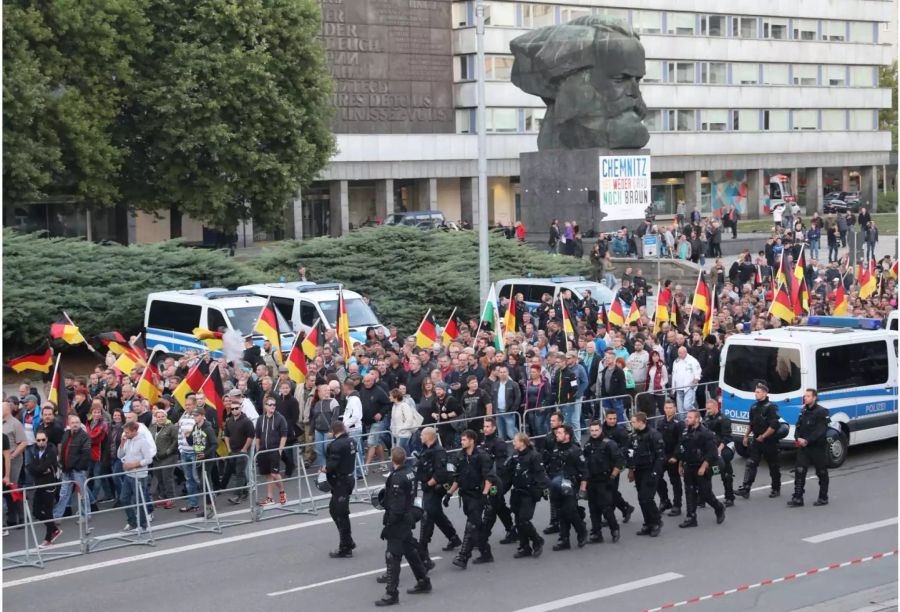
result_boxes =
[601,409,636,523]
[507,432,549,558]
[582,420,625,543]
[541,411,564,535]
[655,399,684,516]
[375,447,432,607]
[547,424,588,550]
[704,398,735,506]
[788,388,830,507]
[416,426,461,565]
[446,429,494,569]
[325,421,357,558]
[677,409,726,527]
[627,411,665,536]
[736,382,782,499]
[480,417,517,544]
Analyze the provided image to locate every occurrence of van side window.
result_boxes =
[271,297,295,327]
[207,308,228,332]
[147,300,201,334]
[525,285,554,304]
[497,285,513,300]
[816,341,889,392]
[299,301,318,326]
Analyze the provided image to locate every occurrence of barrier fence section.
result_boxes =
[2,480,84,569]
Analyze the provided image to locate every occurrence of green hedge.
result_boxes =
[3,227,589,352]
[877,191,898,213]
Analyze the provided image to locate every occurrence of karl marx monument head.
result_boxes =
[510,16,649,151]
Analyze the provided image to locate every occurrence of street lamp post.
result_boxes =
[476,0,490,303]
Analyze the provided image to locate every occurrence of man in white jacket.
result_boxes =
[118,422,157,533]
[671,347,702,415]
[341,379,365,477]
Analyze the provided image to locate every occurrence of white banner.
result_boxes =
[598,155,651,221]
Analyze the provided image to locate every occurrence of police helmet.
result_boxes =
[316,471,331,493]
[371,488,386,510]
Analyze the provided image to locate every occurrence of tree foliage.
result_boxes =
[3,0,334,230]
[879,61,898,151]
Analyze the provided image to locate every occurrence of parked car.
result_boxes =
[824,191,861,214]
[383,210,448,229]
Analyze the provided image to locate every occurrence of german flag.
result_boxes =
[7,343,53,374]
[703,288,715,337]
[775,253,787,289]
[769,283,795,323]
[201,364,226,425]
[560,298,575,336]
[192,328,224,351]
[172,359,209,408]
[336,290,353,358]
[625,301,641,326]
[415,309,438,349]
[47,354,68,417]
[597,303,609,332]
[286,334,308,385]
[441,308,460,346]
[136,360,161,404]
[670,298,683,330]
[832,283,848,315]
[691,273,711,317]
[502,289,518,335]
[301,319,323,360]
[653,285,671,335]
[859,259,877,299]
[791,247,810,316]
[755,265,763,286]
[608,298,625,328]
[891,259,898,280]
[253,299,283,364]
[113,350,145,376]
[97,331,131,356]
[50,317,85,345]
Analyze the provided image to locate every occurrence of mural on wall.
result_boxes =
[709,170,749,216]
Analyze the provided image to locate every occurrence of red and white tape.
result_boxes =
[643,549,899,612]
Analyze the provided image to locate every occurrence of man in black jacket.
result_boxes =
[704,399,735,506]
[627,412,665,537]
[788,389,830,507]
[508,432,549,558]
[601,410,636,523]
[326,421,357,558]
[52,414,92,521]
[480,418,517,545]
[416,427,460,563]
[736,382,782,499]
[598,349,627,422]
[677,409,725,527]
[29,434,61,546]
[697,335,720,409]
[360,373,391,469]
[548,425,588,550]
[446,430,494,569]
[655,400,683,516]
[583,421,625,543]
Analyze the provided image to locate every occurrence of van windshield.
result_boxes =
[723,344,802,394]
[319,298,379,328]
[226,307,263,336]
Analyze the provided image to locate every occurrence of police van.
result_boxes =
[886,310,898,331]
[144,289,294,355]
[238,282,383,344]
[720,316,898,468]
[495,276,616,313]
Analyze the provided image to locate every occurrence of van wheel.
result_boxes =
[826,430,848,469]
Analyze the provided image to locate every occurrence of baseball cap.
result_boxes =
[24,394,38,403]
[226,389,242,397]
[191,407,205,416]
[278,366,289,373]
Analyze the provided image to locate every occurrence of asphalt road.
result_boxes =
[4,439,897,612]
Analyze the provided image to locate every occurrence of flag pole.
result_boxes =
[685,269,704,323]
[472,297,486,348]
[47,352,62,404]
[136,347,162,392]
[63,311,100,356]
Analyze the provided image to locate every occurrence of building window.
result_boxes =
[732,16,758,39]
[561,6,591,23]
[762,17,788,39]
[700,62,727,84]
[482,2,516,27]
[732,109,760,131]
[524,108,546,132]
[700,14,725,37]
[762,63,790,85]
[667,61,695,84]
[452,2,470,27]
[486,108,518,132]
[849,109,874,130]
[643,109,663,132]
[821,110,846,130]
[667,109,695,131]
[632,10,662,34]
[792,19,818,40]
[733,62,759,85]
[792,109,818,130]
[596,7,628,24]
[521,4,555,28]
[700,109,728,131]
[824,65,846,86]
[822,20,846,41]
[763,110,789,131]
[849,65,875,87]
[643,60,664,83]
[485,55,513,81]
[792,64,818,86]
[454,55,472,81]
[849,21,874,43]
[455,109,474,133]
[667,12,695,36]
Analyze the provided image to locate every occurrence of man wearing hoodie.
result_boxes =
[119,422,157,532]
[53,414,93,522]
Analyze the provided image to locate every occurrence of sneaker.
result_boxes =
[179,506,200,513]
[279,490,287,505]
[123,523,138,533]
[39,540,53,549]
[147,513,154,523]
[622,506,635,524]
[667,506,682,517]
[513,548,533,558]
[49,528,62,544]
[813,498,829,506]
[768,489,781,498]
[2,530,8,536]
[379,466,391,475]
[258,497,274,506]
[542,524,560,535]
[162,501,176,509]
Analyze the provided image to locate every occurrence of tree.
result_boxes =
[879,61,898,151]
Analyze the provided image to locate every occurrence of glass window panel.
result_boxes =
[733,16,758,38]
[668,61,695,83]
[524,108,546,132]
[488,108,518,132]
[700,109,728,131]
[643,109,662,132]
[667,12,695,36]
[792,64,818,86]
[643,60,663,83]
[732,109,760,132]
[483,2,516,26]
[792,109,818,130]
[850,65,875,87]
[849,22,874,43]
[792,18,818,40]
[452,2,470,27]
[849,110,873,130]
[596,7,628,25]
[824,65,846,86]
[763,110,789,131]
[821,110,845,130]
[454,55,471,81]
[522,4,555,28]
[763,17,788,39]
[733,63,759,84]
[488,55,513,81]
[633,10,662,34]
[455,109,473,133]
[823,20,846,41]
[701,15,725,37]
[701,62,727,84]
[561,6,591,23]
[762,64,790,85]
[676,110,695,131]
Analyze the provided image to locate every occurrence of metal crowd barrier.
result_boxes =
[2,480,84,569]
[633,381,720,418]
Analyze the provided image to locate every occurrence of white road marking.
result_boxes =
[512,572,684,612]
[2,508,382,588]
[802,517,898,544]
[267,556,441,596]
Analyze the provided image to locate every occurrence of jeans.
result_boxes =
[314,430,331,468]
[675,388,696,415]
[22,445,35,487]
[121,475,151,529]
[89,460,114,500]
[560,403,576,430]
[604,272,616,290]
[828,243,839,263]
[809,240,819,261]
[52,469,91,519]
[179,450,199,508]
[347,430,364,476]
[602,398,625,423]
[366,419,391,450]
[866,243,877,262]
[527,409,550,437]
[495,411,519,440]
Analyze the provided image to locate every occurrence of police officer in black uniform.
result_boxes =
[736,382,782,499]
[507,432,549,558]
[582,420,625,543]
[627,411,665,536]
[541,411,564,534]
[447,429,494,569]
[547,424,588,550]
[677,409,726,527]
[325,421,357,558]
[375,447,432,607]
[602,409,636,523]
[655,399,684,516]
[704,398,735,506]
[416,426,461,563]
[788,388,830,507]
[480,417,518,544]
